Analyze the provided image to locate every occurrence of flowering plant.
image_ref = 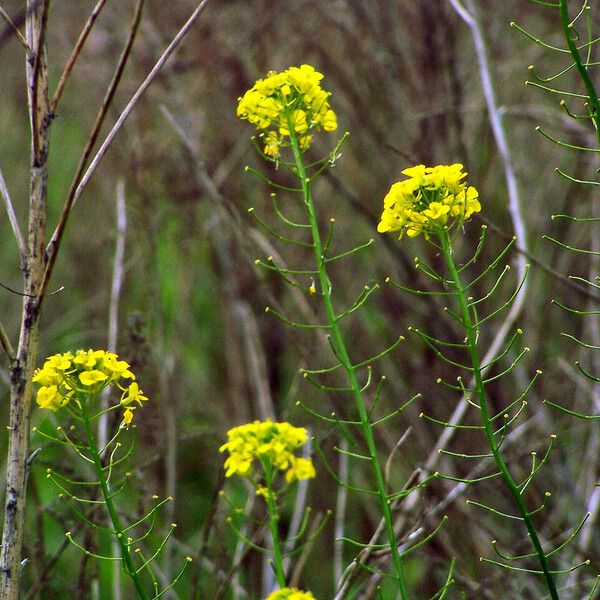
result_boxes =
[34,349,147,425]
[237,64,337,158]
[377,163,480,239]
[220,420,315,482]
[32,350,189,599]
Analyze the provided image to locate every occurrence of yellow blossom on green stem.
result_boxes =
[237,64,337,158]
[378,163,481,239]
[220,420,315,483]
[264,589,317,600]
[122,407,135,426]
[121,382,148,407]
[33,349,147,424]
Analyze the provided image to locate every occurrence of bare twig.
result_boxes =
[29,0,50,166]
[0,165,26,258]
[50,0,110,114]
[0,1,50,597]
[98,178,127,449]
[0,323,15,363]
[0,4,29,51]
[71,0,210,207]
[97,178,127,600]
[0,1,40,49]
[41,0,145,303]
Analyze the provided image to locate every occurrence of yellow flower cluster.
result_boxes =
[237,64,337,158]
[33,350,148,424]
[377,164,481,239]
[265,588,317,600]
[220,420,316,483]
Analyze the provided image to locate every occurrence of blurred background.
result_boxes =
[1,1,599,598]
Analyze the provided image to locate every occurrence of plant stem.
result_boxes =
[0,2,49,596]
[287,122,410,599]
[263,463,287,589]
[82,407,150,600]
[438,227,559,600]
[559,0,600,150]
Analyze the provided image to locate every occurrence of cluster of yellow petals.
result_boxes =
[264,589,317,600]
[220,420,316,483]
[33,349,148,425]
[377,164,481,239]
[237,64,337,158]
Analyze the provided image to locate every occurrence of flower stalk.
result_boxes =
[220,420,316,591]
[286,114,410,599]
[437,227,559,600]
[81,400,150,600]
[263,462,287,589]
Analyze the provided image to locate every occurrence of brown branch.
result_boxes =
[0,322,15,362]
[68,0,210,209]
[49,0,110,115]
[0,164,26,258]
[29,0,50,167]
[0,1,50,597]
[0,4,29,51]
[40,0,145,304]
[0,0,40,49]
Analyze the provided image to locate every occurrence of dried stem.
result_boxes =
[50,0,110,114]
[0,5,29,51]
[70,0,210,207]
[0,1,50,597]
[0,323,15,363]
[41,0,145,302]
[97,178,127,599]
[0,165,26,258]
[98,179,127,449]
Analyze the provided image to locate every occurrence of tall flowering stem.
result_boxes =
[285,116,410,599]
[263,460,287,588]
[31,349,171,600]
[80,398,150,600]
[237,65,410,597]
[437,228,559,600]
[220,420,317,590]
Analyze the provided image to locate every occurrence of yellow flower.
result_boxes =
[255,484,272,501]
[263,131,283,158]
[278,109,309,136]
[237,64,337,155]
[264,589,317,600]
[122,407,135,426]
[220,420,315,482]
[121,382,148,407]
[36,385,62,411]
[34,349,147,422]
[79,370,109,386]
[378,163,480,239]
[285,457,316,483]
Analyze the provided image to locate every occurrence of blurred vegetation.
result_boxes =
[2,1,600,598]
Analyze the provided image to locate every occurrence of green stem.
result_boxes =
[438,228,559,600]
[286,120,410,599]
[263,463,287,589]
[82,405,149,600]
[559,0,600,149]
